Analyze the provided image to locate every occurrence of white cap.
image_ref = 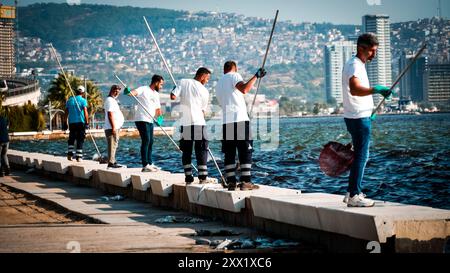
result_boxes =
[77,85,85,93]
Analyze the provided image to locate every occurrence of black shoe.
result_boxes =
[0,172,4,177]
[4,168,10,176]
[107,163,123,169]
[185,175,194,185]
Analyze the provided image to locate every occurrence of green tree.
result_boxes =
[84,80,103,119]
[4,102,46,132]
[45,73,103,118]
[279,96,304,116]
[313,103,320,115]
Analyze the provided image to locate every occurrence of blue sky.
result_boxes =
[11,0,450,24]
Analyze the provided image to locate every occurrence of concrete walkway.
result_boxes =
[0,171,315,253]
[4,150,449,253]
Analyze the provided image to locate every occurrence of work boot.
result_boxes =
[107,163,124,169]
[185,175,194,185]
[67,154,73,161]
[239,182,259,191]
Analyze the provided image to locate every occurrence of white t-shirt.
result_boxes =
[104,96,125,130]
[134,86,161,123]
[342,56,374,119]
[172,79,209,126]
[215,72,249,124]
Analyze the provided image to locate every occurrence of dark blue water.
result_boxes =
[10,113,450,210]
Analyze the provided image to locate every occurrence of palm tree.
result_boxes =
[85,80,103,118]
[46,73,72,110]
[46,73,103,117]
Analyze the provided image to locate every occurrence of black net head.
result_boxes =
[319,142,354,177]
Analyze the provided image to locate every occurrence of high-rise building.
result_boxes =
[324,40,356,104]
[0,5,16,78]
[399,52,427,102]
[424,63,450,104]
[362,15,393,104]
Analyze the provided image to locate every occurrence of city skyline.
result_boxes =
[4,0,449,25]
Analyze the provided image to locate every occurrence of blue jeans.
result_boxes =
[135,122,154,167]
[345,118,371,197]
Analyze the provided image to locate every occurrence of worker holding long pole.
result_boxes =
[123,75,165,173]
[216,61,266,191]
[65,85,89,162]
[49,44,104,162]
[213,10,275,191]
[170,67,217,185]
[341,33,392,208]
[320,43,426,185]
[214,10,278,192]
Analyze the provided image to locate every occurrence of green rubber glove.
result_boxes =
[156,116,164,126]
[124,87,131,96]
[373,85,392,99]
[370,113,378,121]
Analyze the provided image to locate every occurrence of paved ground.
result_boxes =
[0,171,321,253]
[0,184,91,226]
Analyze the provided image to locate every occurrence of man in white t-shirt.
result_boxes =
[342,33,392,207]
[171,67,215,185]
[216,61,266,191]
[124,75,164,172]
[104,85,125,169]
